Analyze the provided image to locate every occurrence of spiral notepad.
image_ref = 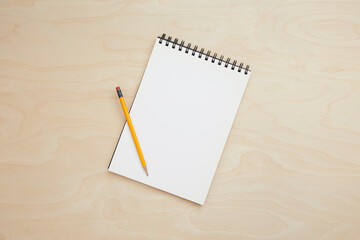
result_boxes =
[108,34,251,205]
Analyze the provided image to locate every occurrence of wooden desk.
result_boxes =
[0,1,359,239]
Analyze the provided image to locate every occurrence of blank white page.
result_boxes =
[108,37,251,205]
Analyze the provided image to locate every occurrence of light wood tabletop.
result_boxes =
[0,1,359,239]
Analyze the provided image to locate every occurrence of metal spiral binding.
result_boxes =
[158,33,250,74]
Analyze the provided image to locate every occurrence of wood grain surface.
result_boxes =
[0,0,360,239]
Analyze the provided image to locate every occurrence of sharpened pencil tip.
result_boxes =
[143,165,148,176]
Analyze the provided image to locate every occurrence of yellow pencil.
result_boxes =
[116,86,148,176]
